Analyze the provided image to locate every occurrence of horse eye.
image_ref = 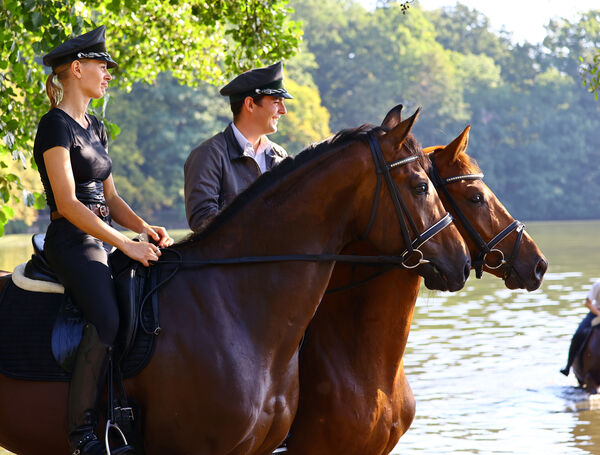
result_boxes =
[470,193,484,203]
[415,183,428,194]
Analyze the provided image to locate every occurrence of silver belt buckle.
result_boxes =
[99,205,109,217]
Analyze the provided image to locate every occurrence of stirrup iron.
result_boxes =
[105,420,129,455]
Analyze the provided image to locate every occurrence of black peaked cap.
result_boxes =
[219,62,293,103]
[42,25,118,70]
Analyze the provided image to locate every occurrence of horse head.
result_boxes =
[360,105,470,292]
[424,126,548,291]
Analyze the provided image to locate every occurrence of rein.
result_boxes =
[428,154,525,279]
[143,131,457,306]
[157,131,453,270]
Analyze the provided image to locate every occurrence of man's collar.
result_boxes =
[230,122,270,155]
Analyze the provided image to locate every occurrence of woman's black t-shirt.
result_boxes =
[33,108,112,212]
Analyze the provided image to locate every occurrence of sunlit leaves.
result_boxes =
[581,51,600,99]
[0,0,301,234]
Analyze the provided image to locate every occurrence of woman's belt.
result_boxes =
[50,203,110,221]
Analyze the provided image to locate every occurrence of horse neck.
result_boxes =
[173,143,372,353]
[192,145,368,258]
[314,243,421,376]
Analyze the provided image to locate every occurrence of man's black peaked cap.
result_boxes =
[220,61,293,103]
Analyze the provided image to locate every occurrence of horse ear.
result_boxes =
[423,145,443,155]
[444,125,471,162]
[383,107,420,147]
[381,104,403,129]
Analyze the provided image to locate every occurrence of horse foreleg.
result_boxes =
[583,372,599,394]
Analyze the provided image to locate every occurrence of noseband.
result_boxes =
[428,155,524,279]
[362,131,454,268]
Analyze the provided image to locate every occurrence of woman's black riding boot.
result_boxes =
[68,323,134,455]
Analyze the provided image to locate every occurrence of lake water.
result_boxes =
[0,221,599,454]
[394,220,600,455]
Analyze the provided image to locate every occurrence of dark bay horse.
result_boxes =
[0,109,470,455]
[572,323,600,393]
[287,118,548,455]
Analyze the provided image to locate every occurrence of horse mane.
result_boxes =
[179,124,423,245]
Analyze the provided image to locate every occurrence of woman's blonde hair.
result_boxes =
[45,63,70,109]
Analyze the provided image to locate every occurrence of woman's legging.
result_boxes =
[44,218,119,345]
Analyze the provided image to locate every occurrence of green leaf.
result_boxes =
[22,190,35,207]
[105,121,121,141]
[31,11,42,29]
[33,192,46,209]
[1,205,14,219]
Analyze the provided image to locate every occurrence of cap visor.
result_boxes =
[106,58,118,69]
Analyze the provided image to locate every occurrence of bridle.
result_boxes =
[139,130,458,327]
[428,153,525,279]
[362,130,454,268]
[152,130,455,270]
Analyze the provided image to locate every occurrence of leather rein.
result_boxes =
[156,130,453,271]
[428,153,524,279]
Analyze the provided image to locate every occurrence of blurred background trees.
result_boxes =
[2,0,600,233]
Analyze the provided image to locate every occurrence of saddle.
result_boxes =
[0,234,160,381]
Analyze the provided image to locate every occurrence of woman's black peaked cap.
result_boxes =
[220,62,293,103]
[42,25,118,70]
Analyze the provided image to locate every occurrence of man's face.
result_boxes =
[252,96,287,135]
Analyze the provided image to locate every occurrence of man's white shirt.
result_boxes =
[231,122,270,173]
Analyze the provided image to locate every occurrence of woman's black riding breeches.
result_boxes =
[44,218,119,345]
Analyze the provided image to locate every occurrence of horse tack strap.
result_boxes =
[363,130,417,257]
[154,213,452,270]
[429,154,525,278]
[429,156,490,261]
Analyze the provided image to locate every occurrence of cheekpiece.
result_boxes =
[42,25,118,70]
[220,61,293,103]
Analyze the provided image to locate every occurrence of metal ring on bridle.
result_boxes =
[482,248,505,269]
[401,249,428,269]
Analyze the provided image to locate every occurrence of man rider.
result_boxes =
[184,61,293,232]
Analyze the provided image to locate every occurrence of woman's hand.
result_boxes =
[121,239,162,267]
[142,225,174,248]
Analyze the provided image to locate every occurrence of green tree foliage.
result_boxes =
[0,0,301,234]
[541,10,600,98]
[291,0,600,220]
[106,74,232,226]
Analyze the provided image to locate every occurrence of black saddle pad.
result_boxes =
[0,280,157,382]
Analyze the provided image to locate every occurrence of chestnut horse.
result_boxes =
[0,109,470,455]
[287,116,548,454]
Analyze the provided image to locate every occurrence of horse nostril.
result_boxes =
[535,257,548,280]
[463,261,471,281]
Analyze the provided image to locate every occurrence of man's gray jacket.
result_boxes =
[184,124,287,232]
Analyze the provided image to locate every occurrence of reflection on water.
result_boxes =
[1,222,599,454]
[393,220,600,455]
